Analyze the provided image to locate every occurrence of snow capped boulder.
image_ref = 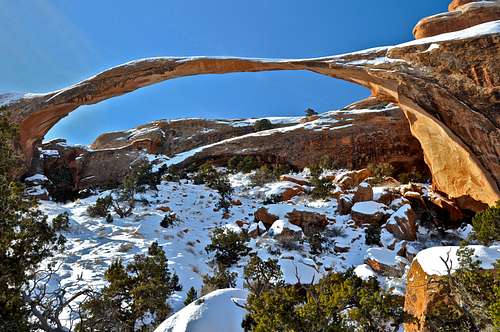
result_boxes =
[248,221,266,238]
[352,181,373,203]
[280,174,310,186]
[337,194,353,215]
[254,207,278,227]
[414,0,500,39]
[404,245,500,332]
[365,247,409,277]
[334,168,372,190]
[263,181,304,202]
[285,209,328,235]
[268,219,303,242]
[354,264,377,280]
[154,288,248,332]
[351,201,388,225]
[384,204,417,241]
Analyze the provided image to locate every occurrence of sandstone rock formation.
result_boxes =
[414,1,500,39]
[2,2,499,209]
[175,102,425,172]
[285,210,328,235]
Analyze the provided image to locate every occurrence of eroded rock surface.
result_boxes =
[414,1,500,39]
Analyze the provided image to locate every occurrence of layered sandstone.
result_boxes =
[414,1,500,39]
[173,103,426,172]
[2,8,500,208]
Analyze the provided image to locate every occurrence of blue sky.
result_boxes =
[1,0,449,144]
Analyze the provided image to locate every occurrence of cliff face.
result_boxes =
[2,2,499,209]
[31,99,426,193]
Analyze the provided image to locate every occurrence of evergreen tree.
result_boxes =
[77,242,181,331]
[305,108,318,117]
[205,228,250,267]
[0,114,68,331]
[184,287,198,306]
[243,270,405,332]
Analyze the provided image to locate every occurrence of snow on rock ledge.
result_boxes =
[154,288,248,332]
[414,245,500,276]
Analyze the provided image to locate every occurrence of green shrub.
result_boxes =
[87,195,113,218]
[242,270,405,332]
[201,265,237,296]
[397,167,428,184]
[471,201,500,245]
[184,287,198,306]
[244,256,284,296]
[250,165,277,187]
[52,212,70,231]
[160,213,177,228]
[426,247,499,331]
[193,162,219,186]
[133,163,160,191]
[227,156,243,171]
[240,156,259,173]
[365,225,381,246]
[310,176,333,200]
[368,162,395,183]
[112,173,137,218]
[205,228,250,267]
[254,119,274,131]
[77,242,181,331]
[317,155,337,170]
[305,108,318,117]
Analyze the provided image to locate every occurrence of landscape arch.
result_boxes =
[4,34,500,208]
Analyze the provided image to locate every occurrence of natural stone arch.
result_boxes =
[3,31,500,208]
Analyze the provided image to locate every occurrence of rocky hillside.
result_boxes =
[28,97,427,199]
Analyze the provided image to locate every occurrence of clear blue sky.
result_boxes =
[0,0,449,145]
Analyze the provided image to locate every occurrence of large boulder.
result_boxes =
[404,245,500,332]
[352,182,373,203]
[414,1,500,39]
[351,201,388,225]
[285,209,328,235]
[384,204,417,241]
[267,219,304,243]
[254,207,279,228]
[364,248,409,277]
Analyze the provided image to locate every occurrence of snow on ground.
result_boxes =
[415,245,500,276]
[35,166,483,330]
[154,288,248,332]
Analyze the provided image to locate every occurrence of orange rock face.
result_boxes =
[414,1,500,39]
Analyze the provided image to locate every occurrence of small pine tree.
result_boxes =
[243,256,283,296]
[112,173,137,218]
[205,228,250,267]
[254,119,274,131]
[426,247,499,331]
[365,225,381,246]
[77,242,181,331]
[201,265,237,296]
[184,287,198,306]
[240,156,258,173]
[305,108,318,117]
[249,165,277,187]
[105,213,113,224]
[471,201,500,245]
[243,270,405,331]
[87,195,113,218]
